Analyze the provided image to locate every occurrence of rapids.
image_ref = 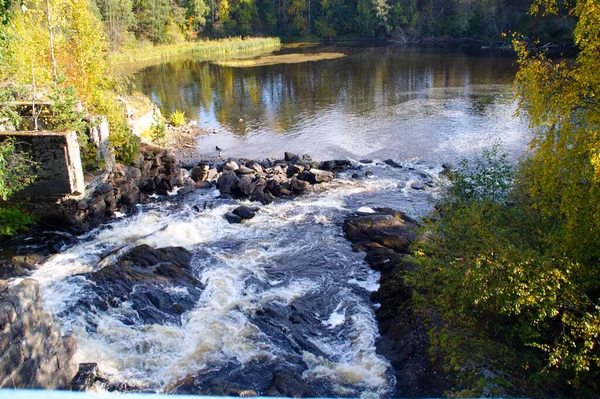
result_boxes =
[15,162,442,397]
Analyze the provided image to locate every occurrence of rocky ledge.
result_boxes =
[343,208,449,397]
[0,279,78,389]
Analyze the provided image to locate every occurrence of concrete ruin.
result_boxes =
[0,131,85,197]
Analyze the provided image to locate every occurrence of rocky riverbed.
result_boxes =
[1,150,447,396]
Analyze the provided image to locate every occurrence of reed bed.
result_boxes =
[109,37,281,66]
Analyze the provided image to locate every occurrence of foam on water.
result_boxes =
[24,165,440,395]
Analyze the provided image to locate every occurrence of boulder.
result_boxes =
[290,178,310,192]
[223,161,240,171]
[236,166,255,175]
[284,152,299,163]
[232,205,257,220]
[343,208,418,253]
[224,212,242,224]
[77,245,202,326]
[237,175,256,196]
[217,171,240,194]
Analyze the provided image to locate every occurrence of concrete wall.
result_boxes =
[0,279,78,389]
[0,131,85,197]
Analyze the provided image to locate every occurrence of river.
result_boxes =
[21,46,529,397]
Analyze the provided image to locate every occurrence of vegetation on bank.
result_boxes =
[213,51,345,67]
[108,36,281,66]
[411,0,600,396]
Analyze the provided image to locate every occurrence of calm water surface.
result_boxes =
[135,45,530,163]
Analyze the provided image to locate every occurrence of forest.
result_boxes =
[2,0,576,51]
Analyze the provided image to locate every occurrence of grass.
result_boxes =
[109,37,281,69]
[213,52,345,67]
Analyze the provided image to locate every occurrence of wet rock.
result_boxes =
[319,159,351,171]
[217,171,240,194]
[284,152,299,163]
[299,169,333,184]
[360,159,373,164]
[365,170,374,178]
[195,181,212,189]
[384,159,403,168]
[225,212,242,224]
[247,161,263,174]
[191,164,209,182]
[0,279,77,389]
[343,208,418,253]
[343,208,448,398]
[264,371,317,398]
[286,164,304,177]
[411,182,426,190]
[238,175,257,196]
[290,178,310,192]
[233,205,257,220]
[71,363,106,391]
[0,280,7,292]
[78,245,202,326]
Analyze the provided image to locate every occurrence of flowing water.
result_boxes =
[14,46,530,397]
[135,45,529,163]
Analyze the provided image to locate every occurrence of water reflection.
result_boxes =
[135,46,528,163]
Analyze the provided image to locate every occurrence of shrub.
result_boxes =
[150,112,166,146]
[0,205,36,236]
[169,110,186,127]
[0,137,38,201]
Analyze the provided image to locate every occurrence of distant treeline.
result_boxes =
[93,0,575,49]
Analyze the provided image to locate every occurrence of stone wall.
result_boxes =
[0,131,85,197]
[0,279,78,389]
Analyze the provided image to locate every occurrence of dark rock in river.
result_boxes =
[0,279,77,389]
[233,205,257,220]
[225,211,242,224]
[343,208,449,398]
[76,245,202,326]
[264,371,318,398]
[343,208,418,253]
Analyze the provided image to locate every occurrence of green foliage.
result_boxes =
[0,204,36,236]
[150,112,166,146]
[0,84,24,129]
[0,137,37,201]
[48,86,87,133]
[413,1,600,387]
[168,109,187,127]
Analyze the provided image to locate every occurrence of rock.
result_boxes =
[139,178,157,194]
[284,152,299,163]
[78,245,202,326]
[0,280,7,292]
[71,363,104,391]
[319,159,351,171]
[217,171,240,194]
[384,159,403,168]
[300,169,333,184]
[224,212,242,224]
[237,175,256,196]
[264,371,317,398]
[191,164,209,182]
[365,170,374,178]
[155,178,173,195]
[247,161,263,174]
[223,161,240,171]
[343,208,418,253]
[206,168,219,182]
[360,159,373,164]
[411,182,426,190]
[232,205,257,220]
[0,279,77,389]
[119,183,140,205]
[286,164,304,177]
[236,166,255,175]
[195,181,212,189]
[290,178,310,192]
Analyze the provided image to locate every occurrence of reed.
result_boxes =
[109,37,281,67]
